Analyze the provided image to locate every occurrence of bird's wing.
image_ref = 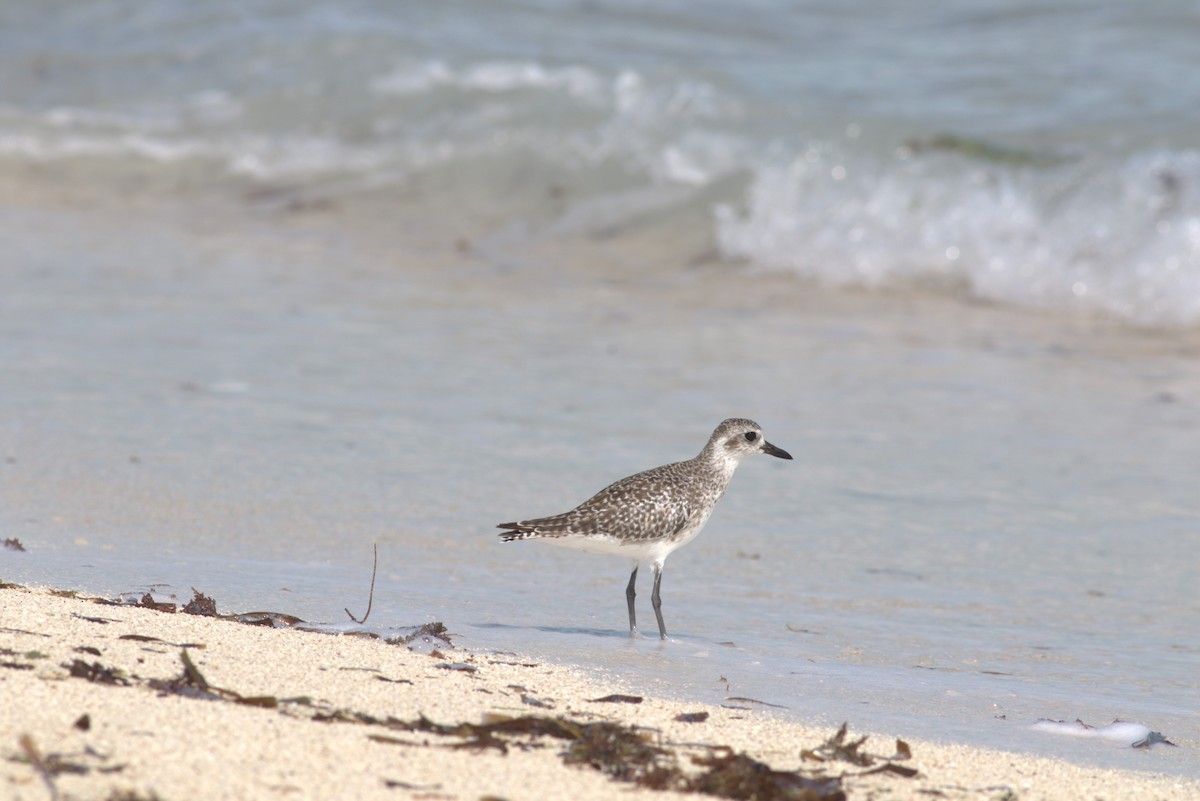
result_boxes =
[498,461,700,543]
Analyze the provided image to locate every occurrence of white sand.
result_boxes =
[2,586,1195,801]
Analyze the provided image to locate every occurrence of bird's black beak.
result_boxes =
[763,440,793,460]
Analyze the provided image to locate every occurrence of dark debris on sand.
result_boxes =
[103,585,454,650]
[800,723,919,778]
[351,712,892,801]
[147,649,278,709]
[181,588,217,616]
[66,659,131,686]
[136,594,177,614]
[390,621,453,648]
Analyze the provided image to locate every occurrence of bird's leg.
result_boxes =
[625,565,639,637]
[651,563,666,640]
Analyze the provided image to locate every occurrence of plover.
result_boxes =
[498,418,792,639]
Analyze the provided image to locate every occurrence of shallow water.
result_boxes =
[2,0,1200,779]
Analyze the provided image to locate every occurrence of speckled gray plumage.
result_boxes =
[497,419,792,639]
[498,456,720,545]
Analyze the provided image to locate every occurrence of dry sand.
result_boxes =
[1,585,1195,801]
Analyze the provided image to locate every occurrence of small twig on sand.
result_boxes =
[344,543,378,625]
[19,733,59,801]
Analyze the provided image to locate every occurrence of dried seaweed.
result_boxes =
[0,627,46,639]
[66,659,130,686]
[801,723,871,767]
[137,594,177,614]
[800,723,918,779]
[119,633,206,648]
[374,674,414,685]
[391,621,453,647]
[487,658,540,667]
[588,694,644,704]
[3,537,25,551]
[312,708,383,725]
[725,696,787,709]
[16,734,126,799]
[147,649,278,708]
[358,713,847,800]
[230,611,305,627]
[565,721,850,799]
[18,734,61,801]
[563,721,669,782]
[685,748,846,801]
[146,650,218,701]
[182,588,217,616]
[441,716,583,754]
[674,711,710,724]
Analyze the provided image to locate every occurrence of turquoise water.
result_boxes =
[1,0,1198,322]
[2,0,1199,778]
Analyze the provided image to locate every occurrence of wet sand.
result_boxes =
[1,586,1194,801]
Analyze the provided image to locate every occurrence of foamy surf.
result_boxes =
[2,0,1198,326]
[1032,719,1178,750]
[716,145,1200,325]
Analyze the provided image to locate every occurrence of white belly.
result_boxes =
[544,519,707,566]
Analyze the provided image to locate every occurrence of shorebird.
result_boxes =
[498,418,792,639]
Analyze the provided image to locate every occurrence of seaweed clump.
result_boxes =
[686,748,845,800]
[800,723,917,778]
[563,721,672,785]
[562,723,846,799]
[136,593,177,614]
[66,659,130,686]
[182,588,217,616]
[148,649,278,709]
[560,720,919,798]
[362,713,849,801]
[388,621,453,648]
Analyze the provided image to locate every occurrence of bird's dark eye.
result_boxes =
[745,432,758,442]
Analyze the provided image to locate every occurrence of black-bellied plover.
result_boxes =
[498,418,792,639]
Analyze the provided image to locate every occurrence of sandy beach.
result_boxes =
[1,585,1194,801]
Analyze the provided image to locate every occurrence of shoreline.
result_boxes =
[2,584,1195,801]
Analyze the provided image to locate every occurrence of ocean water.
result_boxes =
[2,0,1200,779]
[3,0,1200,323]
